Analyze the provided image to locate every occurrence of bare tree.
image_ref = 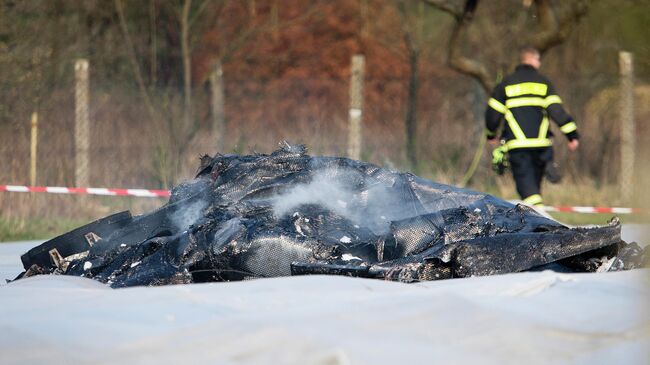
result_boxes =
[114,0,226,185]
[114,0,321,185]
[422,0,589,185]
[180,0,193,139]
[115,0,159,125]
[423,0,588,93]
[367,1,430,171]
[195,2,321,153]
[397,1,422,170]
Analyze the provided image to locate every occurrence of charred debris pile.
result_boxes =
[16,144,648,287]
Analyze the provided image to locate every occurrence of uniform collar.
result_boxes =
[515,64,538,72]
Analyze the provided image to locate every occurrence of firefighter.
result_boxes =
[485,46,579,207]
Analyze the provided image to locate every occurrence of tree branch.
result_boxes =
[424,0,491,92]
[219,4,321,64]
[114,0,161,126]
[189,0,215,28]
[447,14,493,93]
[181,0,192,121]
[530,0,588,55]
[421,0,464,19]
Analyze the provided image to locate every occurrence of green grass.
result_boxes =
[548,212,649,226]
[0,180,647,242]
[0,193,165,242]
[1,211,645,243]
[0,217,89,242]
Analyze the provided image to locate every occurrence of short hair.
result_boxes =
[519,45,540,59]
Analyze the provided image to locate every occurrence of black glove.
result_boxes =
[544,161,562,184]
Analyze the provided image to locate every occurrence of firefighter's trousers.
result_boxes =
[508,147,553,206]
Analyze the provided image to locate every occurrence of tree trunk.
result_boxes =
[181,0,192,136]
[210,60,226,152]
[405,49,419,170]
[149,0,157,86]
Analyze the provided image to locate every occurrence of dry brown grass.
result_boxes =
[0,192,163,224]
[2,77,649,240]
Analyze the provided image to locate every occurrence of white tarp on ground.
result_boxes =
[0,225,648,365]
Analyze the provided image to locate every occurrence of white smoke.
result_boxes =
[270,168,422,234]
[170,199,208,231]
[271,170,355,219]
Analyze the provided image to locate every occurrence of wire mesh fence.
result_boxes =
[1,62,649,215]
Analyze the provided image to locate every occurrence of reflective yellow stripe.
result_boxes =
[505,138,552,150]
[505,82,548,97]
[506,97,546,108]
[560,121,577,134]
[489,97,526,140]
[506,95,563,109]
[504,112,527,140]
[488,98,507,114]
[523,194,543,206]
[490,96,545,143]
[538,116,549,139]
[545,95,562,105]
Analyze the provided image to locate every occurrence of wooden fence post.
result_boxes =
[619,51,635,203]
[348,54,365,160]
[75,59,90,188]
[30,112,38,187]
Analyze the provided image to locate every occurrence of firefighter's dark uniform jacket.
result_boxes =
[485,64,579,206]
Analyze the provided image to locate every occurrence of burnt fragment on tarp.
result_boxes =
[16,143,648,287]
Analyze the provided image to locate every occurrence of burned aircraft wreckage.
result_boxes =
[17,144,648,287]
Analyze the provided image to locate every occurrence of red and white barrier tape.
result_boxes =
[541,206,643,214]
[0,184,645,214]
[0,184,170,198]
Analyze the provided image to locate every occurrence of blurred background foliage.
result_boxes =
[0,0,649,237]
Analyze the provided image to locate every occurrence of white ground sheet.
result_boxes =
[0,225,648,365]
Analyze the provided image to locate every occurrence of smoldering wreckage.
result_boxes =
[15,144,648,287]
